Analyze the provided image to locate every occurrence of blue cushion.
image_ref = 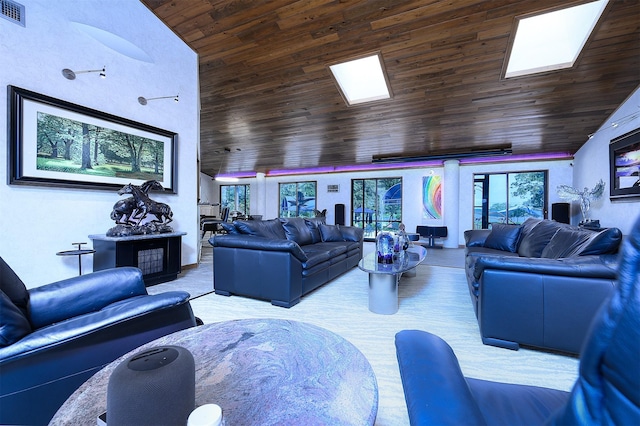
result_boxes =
[280,218,313,246]
[234,219,286,239]
[0,257,30,317]
[340,226,364,242]
[517,220,560,258]
[319,224,344,242]
[579,227,622,255]
[304,217,326,244]
[484,224,522,253]
[0,290,31,347]
[219,222,238,234]
[541,227,593,259]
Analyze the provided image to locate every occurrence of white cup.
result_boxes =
[187,404,223,426]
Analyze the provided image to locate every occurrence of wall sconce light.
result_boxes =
[62,66,106,80]
[138,95,179,105]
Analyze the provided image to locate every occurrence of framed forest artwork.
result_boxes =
[7,85,177,192]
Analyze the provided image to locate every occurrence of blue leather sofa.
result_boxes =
[396,215,640,425]
[464,218,621,354]
[209,217,363,307]
[0,258,196,425]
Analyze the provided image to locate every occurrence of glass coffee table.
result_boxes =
[358,246,427,314]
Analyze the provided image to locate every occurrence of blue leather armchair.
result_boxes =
[0,258,197,425]
[396,216,640,425]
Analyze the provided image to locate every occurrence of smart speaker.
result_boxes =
[107,345,195,425]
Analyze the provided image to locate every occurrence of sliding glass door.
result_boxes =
[474,171,547,229]
[352,177,402,240]
[220,184,250,216]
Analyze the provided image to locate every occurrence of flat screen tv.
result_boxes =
[609,127,640,200]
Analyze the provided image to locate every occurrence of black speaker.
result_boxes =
[107,346,195,425]
[335,203,345,226]
[552,202,570,224]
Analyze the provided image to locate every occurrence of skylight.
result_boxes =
[505,0,608,78]
[329,54,391,105]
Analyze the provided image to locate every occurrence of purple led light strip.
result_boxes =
[217,152,573,178]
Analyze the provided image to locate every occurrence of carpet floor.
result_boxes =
[149,242,580,426]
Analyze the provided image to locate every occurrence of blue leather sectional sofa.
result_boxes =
[209,217,364,307]
[464,218,622,354]
[395,215,640,425]
[0,258,196,425]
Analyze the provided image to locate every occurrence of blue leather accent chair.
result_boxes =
[0,258,197,425]
[396,215,640,425]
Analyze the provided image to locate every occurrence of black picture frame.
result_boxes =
[609,127,640,200]
[7,85,178,193]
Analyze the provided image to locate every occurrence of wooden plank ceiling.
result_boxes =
[140,0,640,176]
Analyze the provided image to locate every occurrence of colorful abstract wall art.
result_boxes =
[423,175,442,219]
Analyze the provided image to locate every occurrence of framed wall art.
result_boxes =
[609,127,640,200]
[422,175,442,219]
[7,85,178,192]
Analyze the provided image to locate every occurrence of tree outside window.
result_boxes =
[220,184,250,217]
[474,171,547,229]
[279,182,316,218]
[352,177,402,239]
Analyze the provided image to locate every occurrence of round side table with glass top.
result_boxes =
[56,242,95,275]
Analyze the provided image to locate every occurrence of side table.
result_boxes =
[56,242,95,275]
[358,246,427,314]
[89,232,185,286]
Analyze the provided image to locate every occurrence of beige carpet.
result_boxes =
[150,243,580,426]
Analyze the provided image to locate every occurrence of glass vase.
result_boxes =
[376,231,395,264]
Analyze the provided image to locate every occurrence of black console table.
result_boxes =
[89,232,186,286]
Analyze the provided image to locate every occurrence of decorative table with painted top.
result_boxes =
[51,319,378,425]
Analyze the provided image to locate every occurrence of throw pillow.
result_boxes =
[541,227,593,259]
[234,219,287,239]
[319,224,344,242]
[304,217,326,244]
[340,226,363,242]
[280,218,313,246]
[484,224,522,253]
[219,222,238,235]
[0,290,31,347]
[579,227,623,255]
[517,219,561,258]
[464,229,491,247]
[0,256,30,317]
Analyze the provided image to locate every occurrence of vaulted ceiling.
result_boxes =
[140,0,640,177]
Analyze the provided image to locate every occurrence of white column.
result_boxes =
[443,160,460,248]
[255,172,266,217]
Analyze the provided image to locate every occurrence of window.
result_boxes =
[352,177,402,240]
[474,171,547,229]
[504,0,608,78]
[279,181,316,218]
[220,184,250,216]
[329,53,392,105]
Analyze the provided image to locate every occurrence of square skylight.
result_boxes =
[505,0,608,78]
[329,54,391,105]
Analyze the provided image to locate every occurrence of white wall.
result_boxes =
[573,85,640,235]
[199,172,216,205]
[0,0,199,288]
[206,158,574,247]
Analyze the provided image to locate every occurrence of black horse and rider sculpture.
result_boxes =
[107,180,174,237]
